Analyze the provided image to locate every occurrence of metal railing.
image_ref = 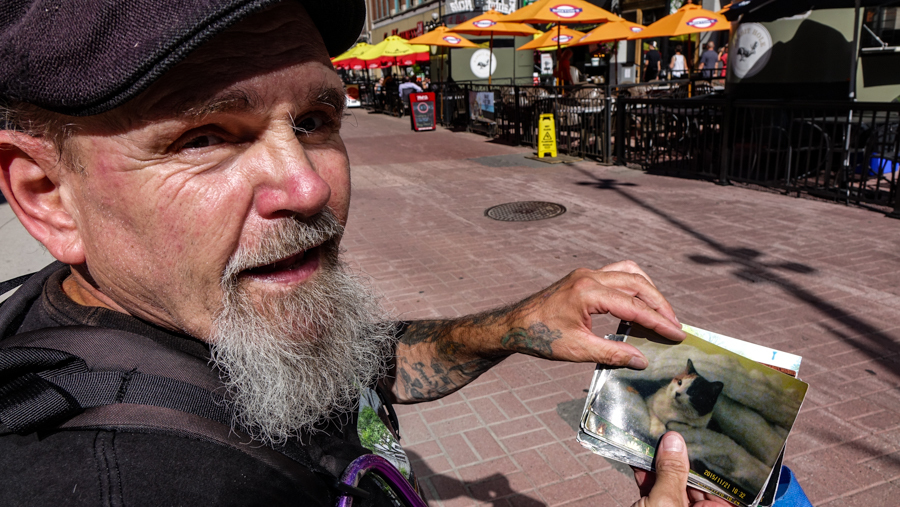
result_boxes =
[361,80,900,215]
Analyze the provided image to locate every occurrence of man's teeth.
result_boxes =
[248,251,306,274]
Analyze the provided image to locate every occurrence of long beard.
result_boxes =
[209,210,396,445]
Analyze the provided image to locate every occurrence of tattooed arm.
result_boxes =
[384,261,686,404]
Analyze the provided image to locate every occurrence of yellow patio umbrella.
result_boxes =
[359,36,430,69]
[451,9,540,84]
[517,25,586,51]
[331,42,372,71]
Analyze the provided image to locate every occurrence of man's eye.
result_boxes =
[181,134,226,150]
[293,114,329,136]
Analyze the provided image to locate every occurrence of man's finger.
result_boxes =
[589,271,682,332]
[647,432,690,507]
[581,282,685,342]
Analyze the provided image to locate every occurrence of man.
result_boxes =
[698,41,719,79]
[0,1,726,505]
[644,41,662,81]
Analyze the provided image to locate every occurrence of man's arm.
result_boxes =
[383,261,686,403]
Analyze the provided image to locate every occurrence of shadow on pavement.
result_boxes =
[406,450,546,507]
[573,167,900,386]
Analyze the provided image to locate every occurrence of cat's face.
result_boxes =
[665,359,724,417]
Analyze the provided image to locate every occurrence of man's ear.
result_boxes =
[0,131,85,265]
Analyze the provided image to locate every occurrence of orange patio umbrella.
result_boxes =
[517,25,586,51]
[505,0,622,87]
[572,20,645,45]
[628,3,727,40]
[503,0,622,24]
[409,27,480,121]
[628,4,728,91]
[451,9,540,84]
[568,20,645,85]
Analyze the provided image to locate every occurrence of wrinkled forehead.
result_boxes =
[114,2,336,123]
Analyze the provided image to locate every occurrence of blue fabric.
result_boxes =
[773,466,813,507]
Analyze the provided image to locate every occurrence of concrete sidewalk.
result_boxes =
[340,109,900,506]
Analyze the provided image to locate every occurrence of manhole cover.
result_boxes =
[485,201,566,222]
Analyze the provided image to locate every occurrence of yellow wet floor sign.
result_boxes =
[538,113,557,158]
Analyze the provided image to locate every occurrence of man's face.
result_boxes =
[59,3,350,339]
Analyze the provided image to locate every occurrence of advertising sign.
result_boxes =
[731,23,773,79]
[447,0,474,14]
[469,49,497,79]
[410,93,436,131]
[468,91,495,121]
[484,0,516,14]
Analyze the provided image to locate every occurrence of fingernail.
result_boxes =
[627,355,648,369]
[661,433,684,453]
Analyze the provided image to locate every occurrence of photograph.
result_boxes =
[582,332,808,503]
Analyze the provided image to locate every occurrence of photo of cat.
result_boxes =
[581,331,808,505]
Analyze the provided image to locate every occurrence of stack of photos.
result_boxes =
[578,323,808,507]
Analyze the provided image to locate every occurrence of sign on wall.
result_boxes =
[731,23,773,79]
[447,0,475,13]
[470,49,497,79]
[484,0,517,14]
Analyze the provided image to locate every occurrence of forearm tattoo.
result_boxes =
[392,303,563,402]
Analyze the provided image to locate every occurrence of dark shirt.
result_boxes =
[0,265,390,506]
[644,49,661,79]
[699,49,718,77]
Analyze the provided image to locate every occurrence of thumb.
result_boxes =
[633,432,690,507]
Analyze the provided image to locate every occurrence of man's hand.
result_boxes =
[496,260,685,369]
[632,432,732,507]
[385,260,685,403]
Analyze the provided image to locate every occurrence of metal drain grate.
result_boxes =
[485,201,567,222]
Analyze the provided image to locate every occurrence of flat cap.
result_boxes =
[0,0,365,116]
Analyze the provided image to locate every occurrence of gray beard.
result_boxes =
[209,211,396,445]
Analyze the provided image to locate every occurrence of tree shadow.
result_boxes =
[573,167,900,384]
[406,450,546,507]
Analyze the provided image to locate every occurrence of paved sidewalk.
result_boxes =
[340,110,900,506]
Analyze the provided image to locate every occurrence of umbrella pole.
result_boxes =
[557,23,561,94]
[489,33,494,85]
[440,46,445,125]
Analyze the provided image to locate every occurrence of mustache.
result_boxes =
[222,208,344,284]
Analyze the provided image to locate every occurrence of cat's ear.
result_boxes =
[686,358,697,374]
[711,381,724,398]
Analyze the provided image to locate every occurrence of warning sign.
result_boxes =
[538,113,557,158]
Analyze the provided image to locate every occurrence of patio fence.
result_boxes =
[360,80,900,215]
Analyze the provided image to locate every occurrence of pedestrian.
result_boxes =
[698,41,718,79]
[0,1,725,506]
[719,44,729,78]
[644,41,662,81]
[670,44,687,79]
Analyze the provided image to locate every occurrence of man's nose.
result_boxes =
[251,131,332,220]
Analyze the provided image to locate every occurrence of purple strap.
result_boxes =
[337,455,428,507]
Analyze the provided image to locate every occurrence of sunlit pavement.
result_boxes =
[340,109,900,507]
[1,109,898,506]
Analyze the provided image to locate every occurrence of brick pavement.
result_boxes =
[340,109,900,506]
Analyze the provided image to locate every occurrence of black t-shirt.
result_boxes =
[645,49,661,70]
[0,265,395,506]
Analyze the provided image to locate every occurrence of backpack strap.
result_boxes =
[0,272,36,299]
[0,325,367,504]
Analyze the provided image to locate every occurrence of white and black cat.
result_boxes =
[646,359,724,439]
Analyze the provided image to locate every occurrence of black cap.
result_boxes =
[0,0,366,116]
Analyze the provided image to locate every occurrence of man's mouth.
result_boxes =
[240,246,322,284]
